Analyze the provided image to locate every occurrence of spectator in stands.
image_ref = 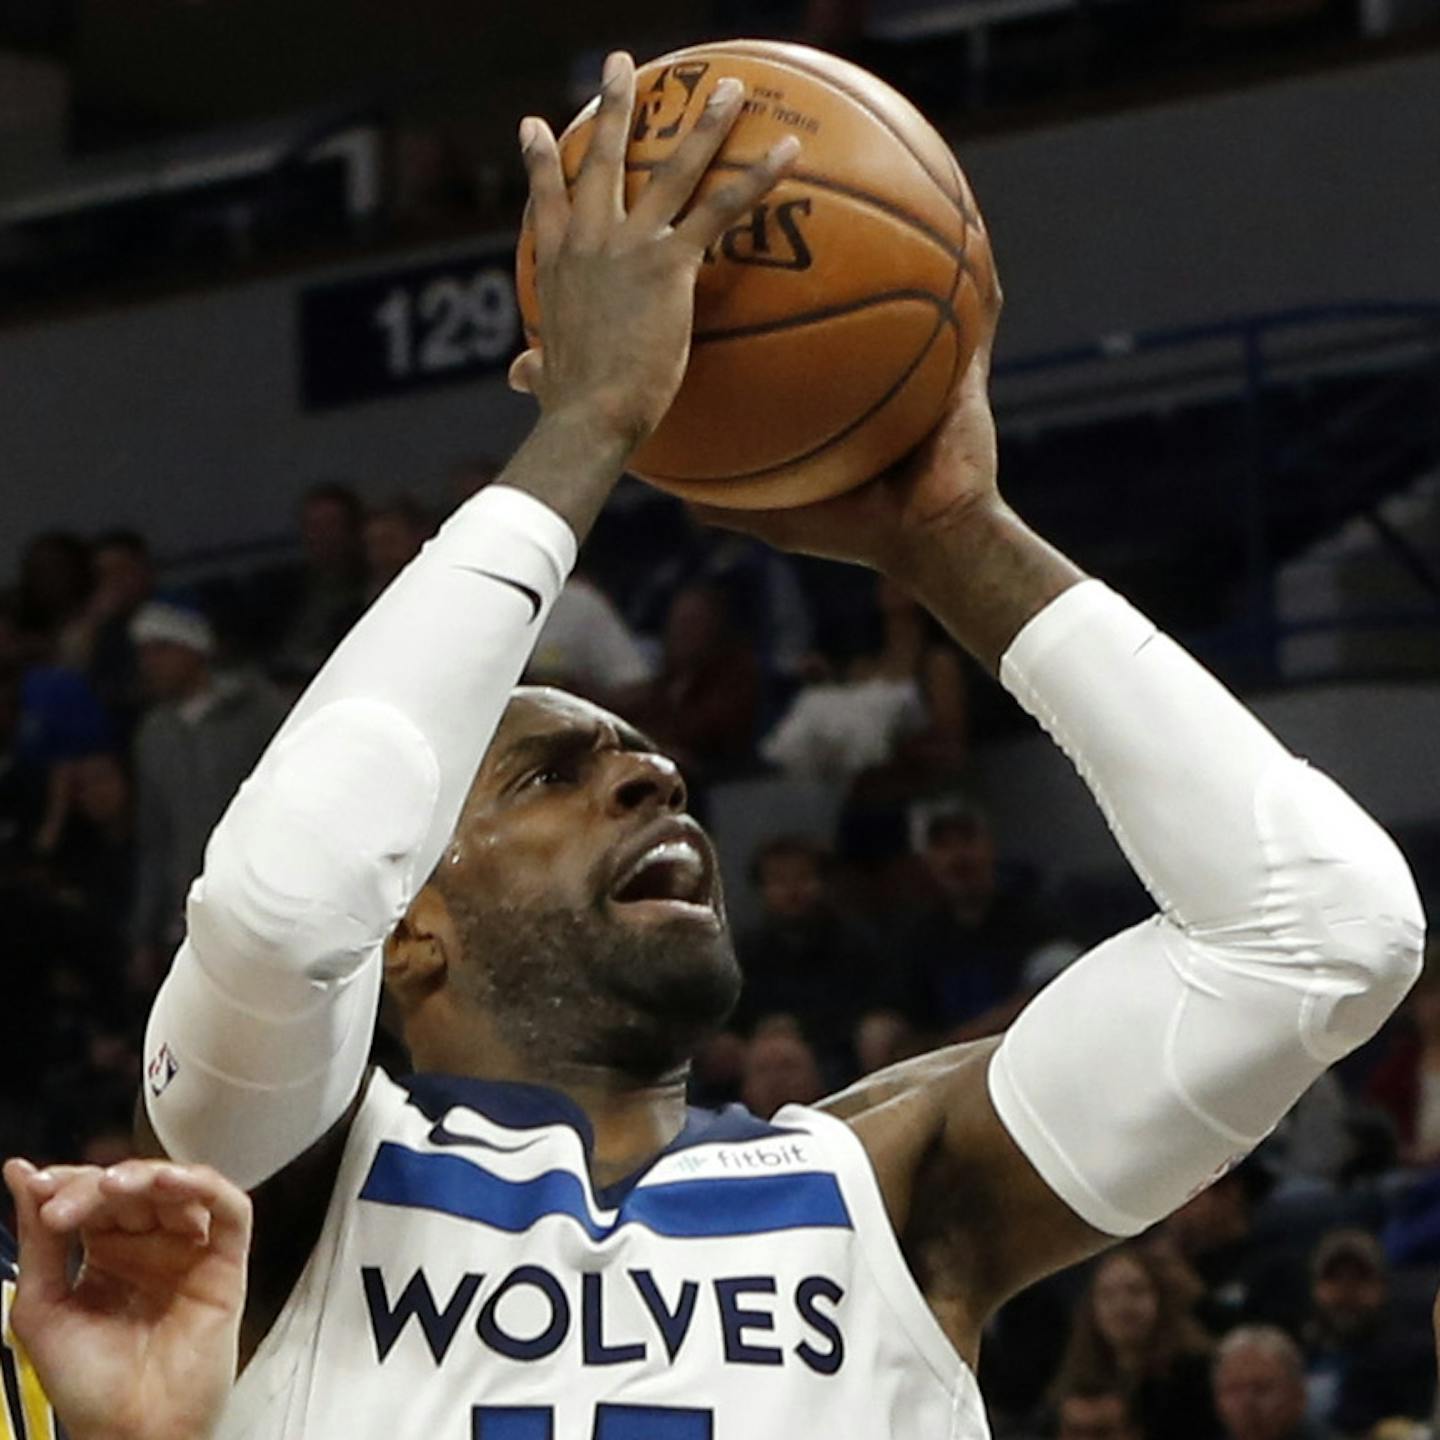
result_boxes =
[3,733,137,1162]
[1302,1230,1434,1435]
[704,532,816,685]
[258,482,366,684]
[1055,1382,1144,1440]
[130,597,285,976]
[40,960,144,1160]
[1213,1327,1332,1440]
[622,505,815,686]
[981,1270,1092,1435]
[18,531,94,667]
[363,499,432,604]
[761,585,927,783]
[80,530,154,744]
[762,577,968,785]
[740,1020,826,1119]
[36,752,137,924]
[0,659,44,883]
[1364,947,1440,1164]
[1053,1244,1216,1440]
[1159,1163,1310,1337]
[1368,1423,1429,1440]
[729,835,888,1084]
[528,568,656,713]
[882,800,1061,1041]
[631,582,760,786]
[0,591,110,776]
[1257,1070,1358,1187]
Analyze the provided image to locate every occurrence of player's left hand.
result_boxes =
[3,1157,251,1440]
[692,274,1003,580]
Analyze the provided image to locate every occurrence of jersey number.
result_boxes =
[474,1404,712,1440]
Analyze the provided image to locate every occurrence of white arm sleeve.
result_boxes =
[143,486,577,1189]
[988,580,1426,1237]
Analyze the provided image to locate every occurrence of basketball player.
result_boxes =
[2,1157,251,1440]
[137,53,1424,1439]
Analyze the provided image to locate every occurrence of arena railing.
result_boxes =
[988,300,1440,683]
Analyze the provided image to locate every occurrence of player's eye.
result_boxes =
[524,761,578,790]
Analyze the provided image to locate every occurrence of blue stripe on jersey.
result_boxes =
[360,1143,853,1239]
[397,1071,802,1211]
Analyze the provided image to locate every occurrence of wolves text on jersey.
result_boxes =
[362,1263,846,1375]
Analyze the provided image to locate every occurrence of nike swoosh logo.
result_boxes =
[429,1121,549,1154]
[458,566,543,622]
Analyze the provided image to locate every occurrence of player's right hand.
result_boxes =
[690,272,1004,580]
[4,1157,251,1440]
[510,51,800,452]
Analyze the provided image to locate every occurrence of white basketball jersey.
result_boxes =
[220,1069,989,1440]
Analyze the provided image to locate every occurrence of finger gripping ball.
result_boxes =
[515,39,995,510]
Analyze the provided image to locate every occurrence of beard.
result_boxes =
[446,891,742,1081]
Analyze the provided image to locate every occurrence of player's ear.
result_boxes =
[383,884,455,1013]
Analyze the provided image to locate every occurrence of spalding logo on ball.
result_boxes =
[515,40,996,511]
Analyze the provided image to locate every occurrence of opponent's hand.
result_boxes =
[693,273,1004,578]
[511,51,800,449]
[3,1157,251,1440]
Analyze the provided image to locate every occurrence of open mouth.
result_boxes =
[607,824,720,926]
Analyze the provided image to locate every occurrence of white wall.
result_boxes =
[5,235,537,570]
[961,48,1440,355]
[3,49,1439,573]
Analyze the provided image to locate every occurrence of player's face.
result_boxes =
[435,688,740,1073]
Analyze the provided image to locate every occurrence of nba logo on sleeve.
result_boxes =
[147,1043,179,1097]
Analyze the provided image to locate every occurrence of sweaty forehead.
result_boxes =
[500,686,639,743]
[471,687,656,790]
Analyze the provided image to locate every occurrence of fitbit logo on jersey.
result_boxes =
[362,1264,845,1374]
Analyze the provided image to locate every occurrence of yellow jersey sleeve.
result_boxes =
[1,1251,62,1440]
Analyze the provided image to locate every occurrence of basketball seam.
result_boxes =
[673,42,977,230]
[641,304,956,485]
[692,287,959,343]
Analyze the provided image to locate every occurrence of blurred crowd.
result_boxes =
[3,470,1440,1440]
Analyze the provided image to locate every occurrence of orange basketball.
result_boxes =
[514,39,995,510]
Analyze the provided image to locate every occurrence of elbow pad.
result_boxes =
[1250,758,1424,1063]
[990,757,1424,1237]
[188,696,440,994]
[988,580,1425,1238]
[144,697,438,1189]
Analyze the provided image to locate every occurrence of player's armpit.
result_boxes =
[825,1039,1108,1361]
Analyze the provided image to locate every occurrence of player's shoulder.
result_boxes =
[814,1038,997,1124]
